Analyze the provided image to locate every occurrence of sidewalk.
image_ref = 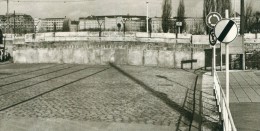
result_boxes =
[0,117,175,131]
[217,71,260,131]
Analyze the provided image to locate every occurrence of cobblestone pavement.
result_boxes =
[0,63,219,130]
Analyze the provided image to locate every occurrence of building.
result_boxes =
[78,15,146,32]
[34,18,42,33]
[184,17,204,34]
[79,16,104,31]
[39,18,65,32]
[70,21,79,32]
[230,17,240,33]
[151,17,163,33]
[0,13,34,34]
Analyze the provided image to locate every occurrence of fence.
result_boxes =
[214,73,237,131]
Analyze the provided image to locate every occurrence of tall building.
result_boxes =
[39,18,65,32]
[0,13,34,34]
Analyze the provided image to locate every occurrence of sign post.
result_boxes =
[214,10,238,110]
[176,22,182,34]
[209,29,217,76]
[206,12,222,76]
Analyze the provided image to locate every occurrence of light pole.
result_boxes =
[1,19,7,61]
[146,1,149,33]
[121,19,127,37]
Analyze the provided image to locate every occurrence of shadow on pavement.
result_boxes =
[109,63,221,130]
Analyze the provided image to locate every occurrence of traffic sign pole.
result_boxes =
[225,9,230,108]
[214,10,238,131]
[209,29,217,76]
[213,45,216,76]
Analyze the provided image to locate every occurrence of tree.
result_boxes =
[161,0,172,33]
[117,23,121,32]
[203,0,216,34]
[255,11,260,23]
[96,17,104,37]
[252,11,260,32]
[245,1,254,33]
[216,0,232,17]
[53,22,57,32]
[177,0,186,33]
[203,0,232,34]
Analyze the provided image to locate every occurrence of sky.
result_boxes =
[0,0,259,20]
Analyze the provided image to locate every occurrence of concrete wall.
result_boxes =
[13,41,208,69]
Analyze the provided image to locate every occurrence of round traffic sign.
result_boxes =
[214,19,238,43]
[206,12,222,29]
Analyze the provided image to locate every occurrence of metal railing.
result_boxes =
[214,73,237,131]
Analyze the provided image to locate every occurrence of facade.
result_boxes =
[70,21,79,32]
[151,17,163,33]
[79,16,104,31]
[230,17,240,33]
[79,15,146,32]
[185,17,204,34]
[124,17,146,32]
[39,18,65,32]
[34,18,42,33]
[0,13,34,34]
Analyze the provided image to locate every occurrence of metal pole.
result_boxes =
[234,0,236,18]
[146,2,149,33]
[14,10,15,36]
[225,9,229,107]
[6,0,9,33]
[7,0,9,14]
[212,45,216,76]
[3,36,5,61]
[225,10,231,130]
[220,43,222,71]
[241,0,246,70]
[240,0,245,35]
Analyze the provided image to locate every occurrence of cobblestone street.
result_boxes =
[0,63,219,131]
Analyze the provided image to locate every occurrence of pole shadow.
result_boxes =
[109,63,221,130]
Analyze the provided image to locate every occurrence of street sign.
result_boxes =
[209,29,217,46]
[0,29,2,44]
[214,19,238,43]
[206,12,222,29]
[176,22,182,26]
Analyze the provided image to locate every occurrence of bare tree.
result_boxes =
[161,0,172,33]
[177,0,185,33]
[245,1,254,33]
[216,0,232,17]
[96,17,104,37]
[203,0,216,34]
[252,11,260,32]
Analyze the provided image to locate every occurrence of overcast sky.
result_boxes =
[0,0,259,20]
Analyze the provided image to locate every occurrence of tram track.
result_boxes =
[0,65,82,96]
[0,65,75,88]
[0,66,110,112]
[0,64,63,79]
